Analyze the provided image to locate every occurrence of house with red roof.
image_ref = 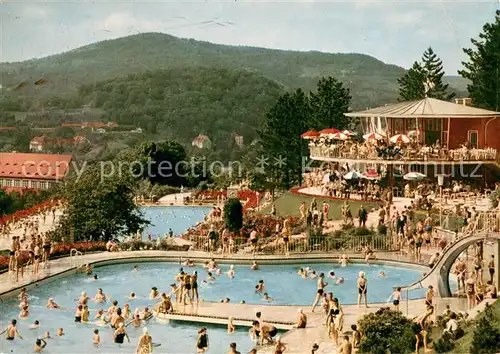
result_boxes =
[192,135,212,149]
[29,136,91,152]
[0,153,73,191]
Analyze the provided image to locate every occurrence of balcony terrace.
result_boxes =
[308,141,498,165]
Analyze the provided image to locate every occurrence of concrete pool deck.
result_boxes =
[0,250,469,354]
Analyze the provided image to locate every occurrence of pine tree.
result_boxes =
[397,61,426,101]
[398,49,456,101]
[309,76,351,130]
[422,47,456,101]
[459,10,500,111]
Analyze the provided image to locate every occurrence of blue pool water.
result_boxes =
[0,262,428,353]
[139,206,212,240]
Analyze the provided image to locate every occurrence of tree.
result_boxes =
[258,89,311,189]
[223,198,243,233]
[398,48,455,101]
[459,10,500,111]
[309,76,351,130]
[398,62,426,101]
[358,307,415,354]
[57,166,149,241]
[422,47,456,101]
[470,304,500,354]
[0,190,13,216]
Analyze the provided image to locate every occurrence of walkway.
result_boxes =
[0,250,468,354]
[0,210,63,251]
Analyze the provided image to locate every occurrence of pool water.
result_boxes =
[139,206,212,240]
[0,262,428,353]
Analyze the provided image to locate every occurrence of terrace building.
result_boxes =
[0,153,73,191]
[308,97,500,185]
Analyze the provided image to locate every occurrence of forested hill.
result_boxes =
[0,32,467,110]
[77,67,284,157]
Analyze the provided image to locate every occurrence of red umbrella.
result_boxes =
[300,131,320,139]
[319,128,340,135]
[363,170,381,180]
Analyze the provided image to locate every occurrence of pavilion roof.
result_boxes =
[345,97,500,119]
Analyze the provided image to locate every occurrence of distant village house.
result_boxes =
[192,134,212,149]
[29,135,90,152]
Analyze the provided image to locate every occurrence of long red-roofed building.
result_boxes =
[0,153,73,191]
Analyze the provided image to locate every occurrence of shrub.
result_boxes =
[471,305,500,354]
[358,307,415,354]
[433,332,454,353]
[223,198,243,233]
[354,227,372,236]
[377,224,387,235]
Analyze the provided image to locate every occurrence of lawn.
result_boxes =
[260,192,381,220]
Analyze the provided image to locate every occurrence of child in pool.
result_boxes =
[227,317,235,334]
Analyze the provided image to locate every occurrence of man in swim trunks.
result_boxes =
[311,273,328,312]
[1,319,23,340]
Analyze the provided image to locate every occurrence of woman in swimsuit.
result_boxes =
[466,275,476,310]
[136,327,153,354]
[196,327,209,353]
[327,297,343,345]
[357,272,368,308]
[113,323,130,345]
[184,274,192,305]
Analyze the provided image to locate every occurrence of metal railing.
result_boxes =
[70,248,84,268]
[308,145,497,162]
[184,231,398,256]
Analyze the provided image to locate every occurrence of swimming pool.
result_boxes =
[0,261,429,353]
[139,206,212,240]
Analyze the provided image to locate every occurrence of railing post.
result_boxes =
[406,288,409,316]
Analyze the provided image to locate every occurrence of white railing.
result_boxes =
[70,248,84,268]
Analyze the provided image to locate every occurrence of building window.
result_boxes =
[5,179,12,187]
[424,118,442,131]
[468,130,479,148]
[30,181,38,189]
[21,180,28,188]
[13,179,21,187]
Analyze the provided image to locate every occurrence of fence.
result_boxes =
[184,231,398,256]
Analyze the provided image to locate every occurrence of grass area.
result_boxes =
[260,192,380,220]
[449,300,500,353]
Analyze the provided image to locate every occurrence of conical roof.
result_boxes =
[345,97,500,119]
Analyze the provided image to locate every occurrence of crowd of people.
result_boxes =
[308,136,497,162]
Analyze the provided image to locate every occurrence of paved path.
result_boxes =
[0,250,468,354]
[0,211,63,251]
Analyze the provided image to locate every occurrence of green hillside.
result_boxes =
[0,32,458,110]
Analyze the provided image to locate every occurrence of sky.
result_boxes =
[1,0,499,74]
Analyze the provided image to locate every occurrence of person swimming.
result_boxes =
[227,316,235,334]
[251,261,259,270]
[227,265,235,279]
[309,270,318,279]
[207,272,216,281]
[46,297,60,309]
[262,293,274,302]
[328,271,336,279]
[339,255,349,267]
[94,288,107,303]
[335,277,344,285]
[255,280,265,293]
[378,271,386,278]
[150,287,160,299]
